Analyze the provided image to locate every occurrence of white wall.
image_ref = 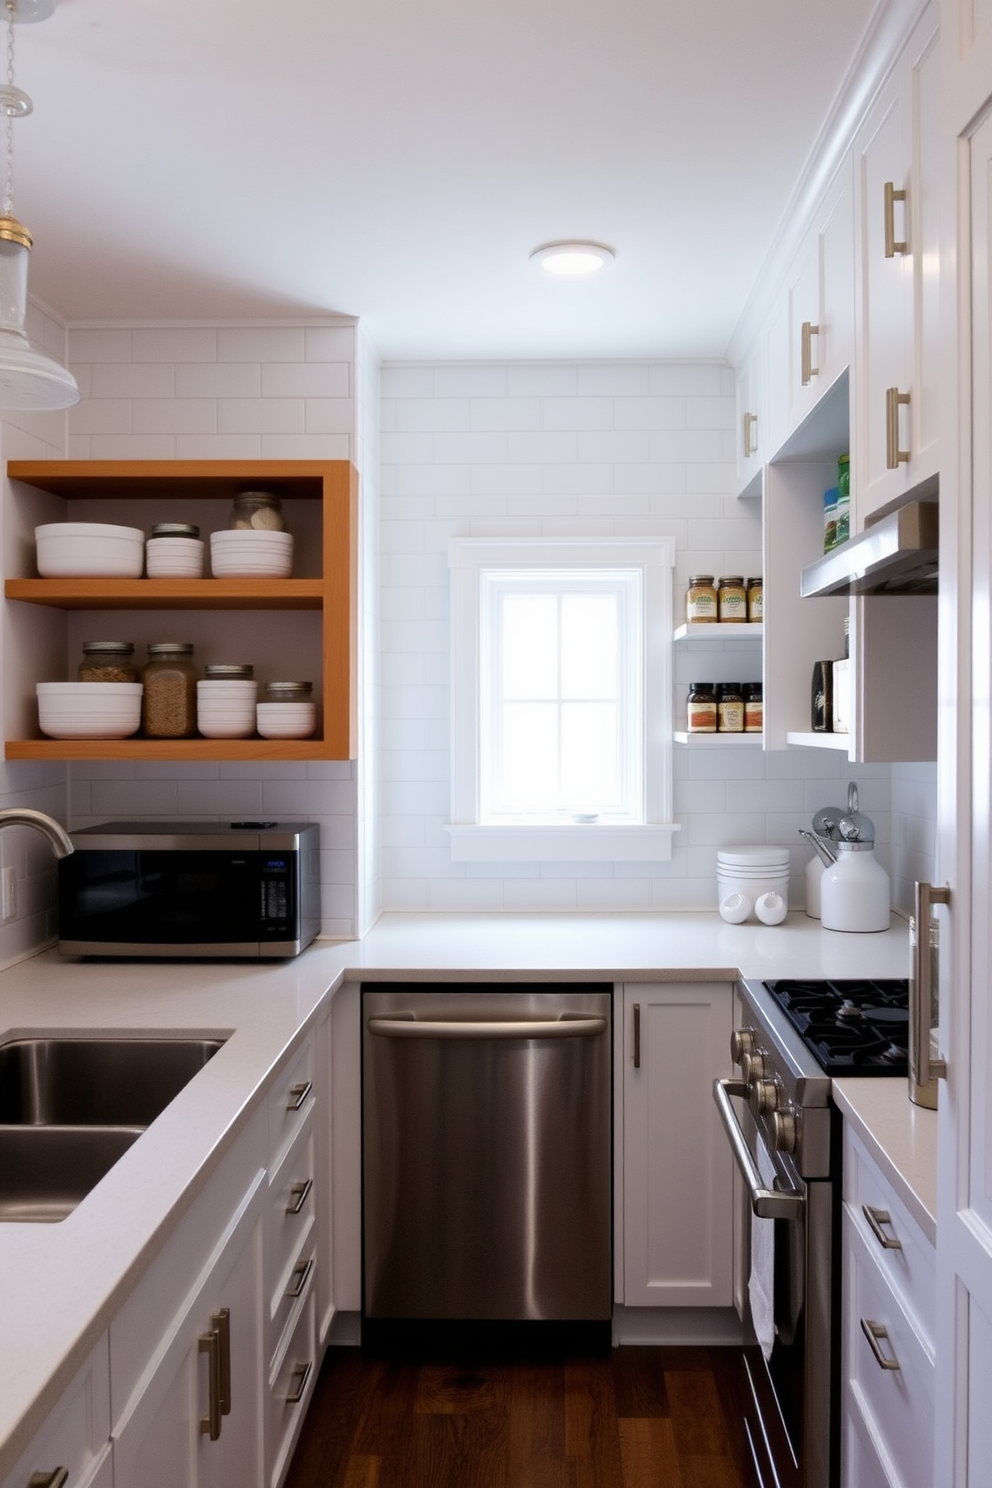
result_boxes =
[61,319,362,939]
[379,359,897,912]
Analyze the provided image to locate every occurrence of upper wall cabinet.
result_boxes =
[3,460,359,762]
[735,335,766,497]
[786,157,856,436]
[853,4,941,526]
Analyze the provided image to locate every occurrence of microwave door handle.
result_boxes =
[713,1078,805,1221]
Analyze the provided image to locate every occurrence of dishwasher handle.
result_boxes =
[713,1077,805,1221]
[366,1014,608,1040]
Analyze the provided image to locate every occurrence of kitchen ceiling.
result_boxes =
[15,0,880,360]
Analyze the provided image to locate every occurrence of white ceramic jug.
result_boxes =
[820,842,891,932]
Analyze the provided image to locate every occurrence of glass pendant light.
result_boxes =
[0,0,77,409]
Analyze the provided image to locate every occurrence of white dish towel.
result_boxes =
[748,1135,778,1362]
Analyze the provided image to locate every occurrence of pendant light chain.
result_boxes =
[3,0,15,220]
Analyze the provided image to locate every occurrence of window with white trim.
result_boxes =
[447,537,678,862]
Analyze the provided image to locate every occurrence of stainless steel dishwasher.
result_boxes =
[362,982,612,1323]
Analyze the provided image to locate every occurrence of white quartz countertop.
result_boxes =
[0,909,913,1473]
[833,1078,938,1244]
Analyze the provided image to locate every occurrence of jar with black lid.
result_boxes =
[744,683,763,733]
[746,577,763,623]
[687,682,717,733]
[717,682,744,732]
[141,643,198,738]
[78,640,139,683]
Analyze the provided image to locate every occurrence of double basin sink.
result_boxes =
[0,1037,224,1222]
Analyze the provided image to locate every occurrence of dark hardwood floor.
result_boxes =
[283,1330,752,1488]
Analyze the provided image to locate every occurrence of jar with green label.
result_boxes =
[686,576,718,623]
[717,576,748,623]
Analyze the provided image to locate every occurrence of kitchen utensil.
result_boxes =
[820,842,890,932]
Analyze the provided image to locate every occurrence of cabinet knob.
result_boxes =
[749,1078,778,1116]
[740,1050,767,1085]
[730,1028,755,1065]
[770,1109,797,1153]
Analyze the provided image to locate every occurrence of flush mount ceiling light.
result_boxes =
[530,241,615,277]
[0,0,78,410]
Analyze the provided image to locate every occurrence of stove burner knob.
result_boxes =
[771,1110,798,1153]
[741,1050,767,1085]
[749,1078,779,1116]
[730,1029,756,1065]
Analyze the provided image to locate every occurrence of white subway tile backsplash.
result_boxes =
[576,365,651,396]
[434,365,508,398]
[133,399,218,435]
[132,327,218,363]
[263,362,351,398]
[381,365,436,398]
[261,432,350,458]
[177,434,263,458]
[91,363,177,399]
[218,398,304,434]
[68,399,132,435]
[575,430,651,464]
[69,328,133,363]
[217,326,305,362]
[396,398,470,432]
[506,365,578,397]
[174,361,260,399]
[304,325,357,361]
[469,398,542,431]
[304,400,355,435]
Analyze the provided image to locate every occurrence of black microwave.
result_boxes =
[58,821,320,958]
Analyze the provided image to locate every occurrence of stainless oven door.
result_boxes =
[714,1078,834,1488]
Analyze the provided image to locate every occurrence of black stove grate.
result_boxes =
[763,978,910,1075]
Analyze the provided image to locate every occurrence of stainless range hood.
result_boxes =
[800,500,938,597]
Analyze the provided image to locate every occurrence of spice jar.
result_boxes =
[717,682,744,732]
[744,683,763,733]
[145,522,204,578]
[230,491,286,532]
[141,643,198,738]
[686,575,718,624]
[717,576,747,623]
[746,577,763,624]
[686,682,717,733]
[77,640,139,683]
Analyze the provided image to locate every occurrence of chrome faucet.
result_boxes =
[0,808,74,858]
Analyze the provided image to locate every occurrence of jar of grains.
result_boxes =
[717,576,748,623]
[685,575,718,623]
[141,643,198,737]
[77,640,139,683]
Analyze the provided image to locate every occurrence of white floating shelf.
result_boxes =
[673,623,763,642]
[674,731,764,746]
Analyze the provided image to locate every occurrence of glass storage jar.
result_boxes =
[686,682,717,733]
[746,576,763,623]
[141,643,198,738]
[716,682,744,732]
[145,522,204,578]
[716,576,747,623]
[77,640,139,683]
[230,491,286,531]
[744,683,763,733]
[685,575,717,623]
[256,680,317,740]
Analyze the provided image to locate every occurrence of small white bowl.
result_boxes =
[196,680,258,701]
[256,701,317,739]
[209,530,293,578]
[36,522,145,578]
[37,681,143,739]
[145,537,205,578]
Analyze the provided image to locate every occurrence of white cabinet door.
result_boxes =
[786,157,855,435]
[735,334,766,495]
[620,982,735,1308]
[854,4,940,524]
[112,1171,266,1488]
[0,1336,111,1488]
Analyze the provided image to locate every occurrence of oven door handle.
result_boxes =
[713,1078,805,1221]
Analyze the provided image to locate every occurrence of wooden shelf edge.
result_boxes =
[5,579,324,611]
[5,739,353,762]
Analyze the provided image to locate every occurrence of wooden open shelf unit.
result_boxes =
[4,459,359,761]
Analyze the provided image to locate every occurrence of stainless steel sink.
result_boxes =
[0,1036,226,1222]
[0,1037,225,1126]
[0,1126,144,1222]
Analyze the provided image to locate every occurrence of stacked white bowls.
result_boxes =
[256,701,317,739]
[37,682,143,739]
[209,529,293,578]
[145,523,204,577]
[717,845,791,924]
[196,666,258,738]
[35,522,145,578]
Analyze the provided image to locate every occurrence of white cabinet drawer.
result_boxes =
[842,1212,934,1488]
[267,1117,316,1360]
[268,1034,314,1172]
[0,1335,111,1488]
[267,1288,317,1488]
[843,1385,905,1488]
[843,1127,935,1351]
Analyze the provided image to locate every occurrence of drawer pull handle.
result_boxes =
[743,411,758,460]
[286,1177,313,1215]
[633,1003,641,1070]
[862,1204,902,1250]
[286,1080,312,1111]
[884,180,908,257]
[28,1473,69,1488]
[213,1307,232,1417]
[861,1317,900,1371]
[885,386,911,468]
[800,320,820,385]
[286,1257,314,1299]
[199,1327,223,1439]
[285,1359,313,1405]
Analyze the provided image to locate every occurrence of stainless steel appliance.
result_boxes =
[58,820,320,957]
[362,982,612,1323]
[715,976,910,1488]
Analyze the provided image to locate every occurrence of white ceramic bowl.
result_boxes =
[37,682,143,739]
[256,701,317,739]
[145,537,205,578]
[36,522,145,578]
[209,530,293,578]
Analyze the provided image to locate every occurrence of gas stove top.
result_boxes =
[762,977,910,1075]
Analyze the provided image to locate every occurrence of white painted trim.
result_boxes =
[445,823,680,863]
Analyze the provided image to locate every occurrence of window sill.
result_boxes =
[445,823,681,863]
